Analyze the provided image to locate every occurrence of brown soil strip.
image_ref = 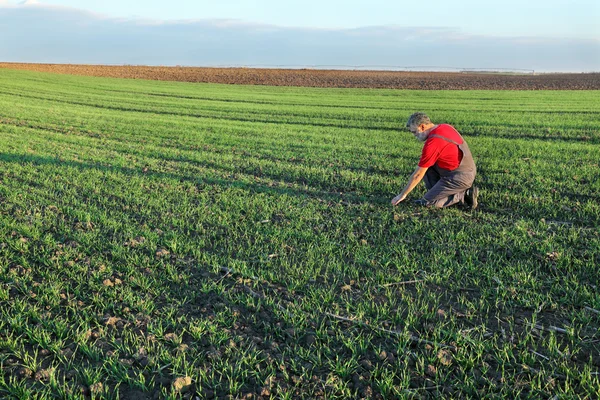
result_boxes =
[1,62,598,90]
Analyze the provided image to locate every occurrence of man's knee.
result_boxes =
[414,198,445,208]
[421,191,465,208]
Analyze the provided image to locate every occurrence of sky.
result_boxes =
[1,0,599,72]
[12,0,597,39]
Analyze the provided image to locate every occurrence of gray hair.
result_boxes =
[406,112,432,129]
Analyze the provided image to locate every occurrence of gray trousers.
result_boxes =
[423,167,475,208]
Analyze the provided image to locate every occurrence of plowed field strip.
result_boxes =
[2,62,600,90]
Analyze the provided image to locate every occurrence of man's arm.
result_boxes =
[391,166,428,206]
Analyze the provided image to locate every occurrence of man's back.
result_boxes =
[418,124,464,171]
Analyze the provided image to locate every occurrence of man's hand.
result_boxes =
[391,194,406,206]
[392,166,428,207]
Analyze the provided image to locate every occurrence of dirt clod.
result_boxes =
[15,367,33,379]
[360,359,373,370]
[164,333,178,342]
[437,349,453,366]
[106,316,121,326]
[426,364,437,377]
[34,368,53,381]
[172,376,192,393]
[155,248,170,258]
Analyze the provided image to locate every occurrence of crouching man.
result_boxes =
[391,112,479,209]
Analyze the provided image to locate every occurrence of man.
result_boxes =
[391,112,479,209]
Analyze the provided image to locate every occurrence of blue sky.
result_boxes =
[1,0,598,71]
[8,0,598,38]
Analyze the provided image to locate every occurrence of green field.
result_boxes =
[0,68,599,399]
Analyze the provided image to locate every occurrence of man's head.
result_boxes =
[406,112,435,141]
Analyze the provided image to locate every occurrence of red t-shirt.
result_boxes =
[418,124,463,170]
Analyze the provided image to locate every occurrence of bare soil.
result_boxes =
[1,62,598,90]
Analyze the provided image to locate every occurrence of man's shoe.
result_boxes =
[413,199,428,206]
[465,186,479,209]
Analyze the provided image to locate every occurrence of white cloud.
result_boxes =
[0,0,43,6]
[0,0,115,20]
